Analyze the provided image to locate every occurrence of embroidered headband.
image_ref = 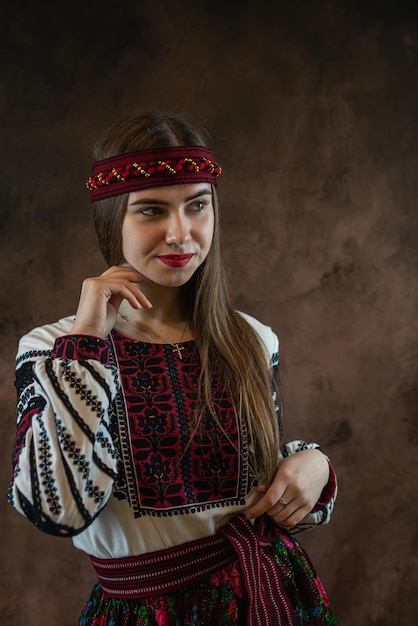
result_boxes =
[86,146,222,201]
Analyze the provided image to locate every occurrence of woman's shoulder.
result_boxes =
[17,315,76,356]
[237,311,279,356]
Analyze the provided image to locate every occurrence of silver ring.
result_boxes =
[279,497,288,507]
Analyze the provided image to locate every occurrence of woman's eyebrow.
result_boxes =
[129,189,212,206]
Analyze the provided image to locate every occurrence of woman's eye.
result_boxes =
[191,200,209,212]
[140,207,162,216]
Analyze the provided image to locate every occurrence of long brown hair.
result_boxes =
[91,108,279,485]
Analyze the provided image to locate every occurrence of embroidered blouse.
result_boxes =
[8,312,337,559]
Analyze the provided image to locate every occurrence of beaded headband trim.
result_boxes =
[86,146,222,201]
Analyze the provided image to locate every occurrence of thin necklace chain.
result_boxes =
[116,312,188,359]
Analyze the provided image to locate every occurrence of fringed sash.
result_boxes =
[89,514,297,625]
[220,516,297,624]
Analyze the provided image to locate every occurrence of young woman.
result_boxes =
[9,109,337,625]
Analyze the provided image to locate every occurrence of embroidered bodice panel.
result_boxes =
[109,331,250,517]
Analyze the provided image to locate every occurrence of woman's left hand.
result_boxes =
[245,448,330,528]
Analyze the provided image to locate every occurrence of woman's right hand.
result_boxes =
[71,265,152,338]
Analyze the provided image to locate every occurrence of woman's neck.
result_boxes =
[124,282,184,321]
[115,284,191,343]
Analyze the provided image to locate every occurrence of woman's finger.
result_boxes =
[72,275,152,337]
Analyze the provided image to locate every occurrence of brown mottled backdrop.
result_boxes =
[1,1,417,624]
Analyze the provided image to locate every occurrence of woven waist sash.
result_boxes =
[89,514,297,625]
[89,531,235,599]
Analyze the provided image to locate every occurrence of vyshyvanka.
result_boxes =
[9,314,337,625]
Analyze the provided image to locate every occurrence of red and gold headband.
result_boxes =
[86,146,222,202]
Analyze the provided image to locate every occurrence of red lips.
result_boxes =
[158,254,195,267]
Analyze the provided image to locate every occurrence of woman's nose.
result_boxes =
[165,214,191,245]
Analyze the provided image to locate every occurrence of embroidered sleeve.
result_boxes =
[8,332,120,537]
[278,440,338,533]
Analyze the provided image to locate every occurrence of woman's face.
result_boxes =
[121,183,214,288]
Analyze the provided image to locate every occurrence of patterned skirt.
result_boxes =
[78,533,336,626]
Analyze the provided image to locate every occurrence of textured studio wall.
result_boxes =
[1,1,417,624]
